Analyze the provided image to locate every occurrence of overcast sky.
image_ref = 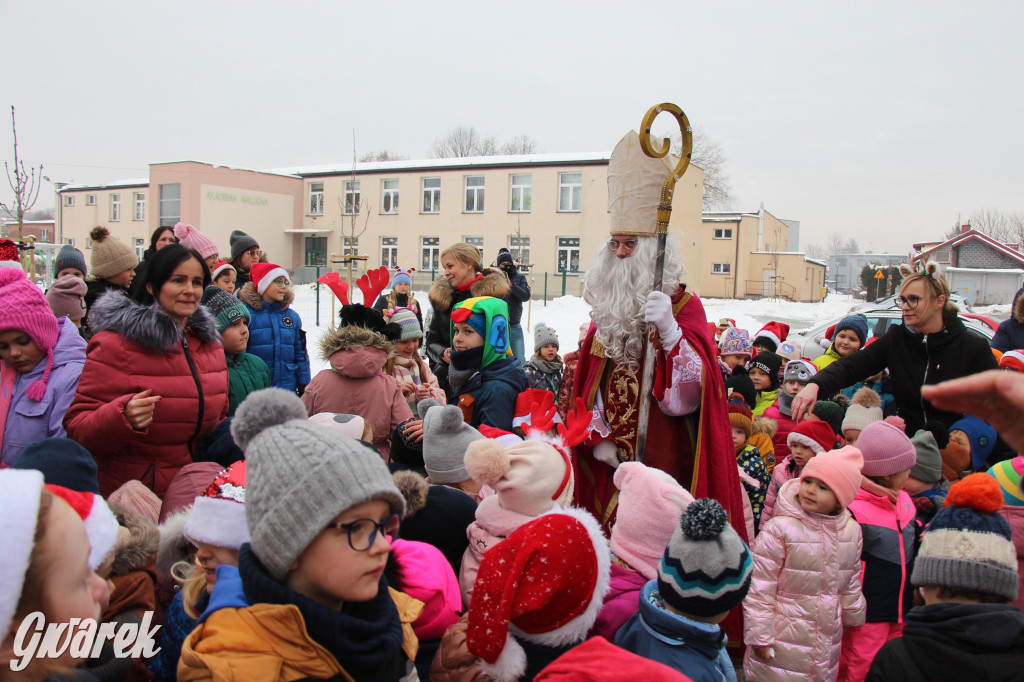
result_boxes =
[2,1,1022,253]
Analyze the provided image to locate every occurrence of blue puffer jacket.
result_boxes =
[992,287,1024,352]
[238,282,310,393]
[452,357,528,431]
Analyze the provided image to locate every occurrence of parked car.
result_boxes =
[784,306,995,361]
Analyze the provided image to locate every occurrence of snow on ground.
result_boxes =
[291,284,865,374]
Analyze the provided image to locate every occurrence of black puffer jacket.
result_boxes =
[809,312,997,434]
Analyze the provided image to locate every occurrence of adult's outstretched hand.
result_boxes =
[921,370,1024,454]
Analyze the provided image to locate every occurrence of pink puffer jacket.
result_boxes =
[999,506,1024,613]
[743,478,866,682]
[761,455,798,525]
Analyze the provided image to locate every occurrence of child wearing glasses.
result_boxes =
[178,388,420,681]
[239,263,311,396]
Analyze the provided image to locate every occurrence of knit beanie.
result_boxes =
[811,400,844,437]
[857,420,917,477]
[787,420,834,455]
[200,285,249,333]
[800,445,864,510]
[834,313,869,346]
[909,430,943,484]
[911,473,1018,602]
[465,438,574,517]
[949,417,998,472]
[718,327,752,358]
[229,230,260,262]
[999,349,1024,372]
[392,268,413,287]
[657,498,753,618]
[533,323,559,352]
[173,222,218,260]
[248,262,289,296]
[211,260,235,281]
[450,296,513,369]
[611,462,694,580]
[390,308,422,341]
[753,321,789,353]
[183,461,250,551]
[725,374,756,410]
[54,243,87,277]
[783,359,816,384]
[46,273,87,322]
[0,268,59,401]
[107,480,162,525]
[987,457,1024,507]
[842,386,884,434]
[89,226,138,279]
[466,509,610,682]
[231,388,405,582]
[0,469,45,641]
[46,484,119,571]
[495,251,515,267]
[749,351,782,388]
[421,404,483,484]
[728,403,753,439]
[11,438,99,493]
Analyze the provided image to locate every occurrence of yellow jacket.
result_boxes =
[177,588,423,681]
[813,345,842,371]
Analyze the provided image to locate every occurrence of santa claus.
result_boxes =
[572,130,746,542]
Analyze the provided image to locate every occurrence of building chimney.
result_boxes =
[960,223,971,235]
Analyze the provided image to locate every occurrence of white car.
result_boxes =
[784,306,994,361]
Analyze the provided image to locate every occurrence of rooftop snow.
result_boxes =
[266,151,611,177]
[59,178,150,192]
[150,161,301,179]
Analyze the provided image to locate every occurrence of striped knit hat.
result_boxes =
[390,308,422,341]
[987,457,1024,507]
[657,498,752,618]
[911,473,1018,601]
[727,403,753,439]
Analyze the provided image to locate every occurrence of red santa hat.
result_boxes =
[211,260,235,281]
[183,461,250,551]
[466,508,611,682]
[45,484,119,570]
[479,424,524,448]
[753,321,789,350]
[249,262,289,296]
[999,349,1024,373]
[786,420,835,455]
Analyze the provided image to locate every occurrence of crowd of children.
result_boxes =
[2,236,1024,681]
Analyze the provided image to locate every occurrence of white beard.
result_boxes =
[583,237,685,369]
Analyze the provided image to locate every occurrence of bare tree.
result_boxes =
[671,127,733,211]
[0,106,43,240]
[431,126,499,158]
[805,243,828,260]
[499,134,538,155]
[970,207,1015,243]
[341,132,371,291]
[359,150,407,163]
[825,232,845,256]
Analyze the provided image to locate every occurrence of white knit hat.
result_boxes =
[0,469,45,642]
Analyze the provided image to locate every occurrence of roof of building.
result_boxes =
[804,257,827,267]
[58,178,150,192]
[266,151,613,177]
[913,229,1024,267]
[1,219,55,225]
[150,161,302,179]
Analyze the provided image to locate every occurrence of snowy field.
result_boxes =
[289,285,942,374]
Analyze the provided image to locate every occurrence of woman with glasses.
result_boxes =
[228,230,262,292]
[793,266,998,436]
[178,388,419,681]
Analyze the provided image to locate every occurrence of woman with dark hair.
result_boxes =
[130,226,178,298]
[64,244,229,497]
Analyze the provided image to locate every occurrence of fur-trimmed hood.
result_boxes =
[106,502,160,576]
[89,290,219,351]
[320,324,393,359]
[428,267,511,311]
[156,510,191,597]
[753,416,778,438]
[238,280,294,311]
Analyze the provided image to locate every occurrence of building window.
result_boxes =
[309,182,324,216]
[65,238,74,246]
[305,237,327,267]
[64,195,75,207]
[86,238,93,249]
[464,176,485,213]
[343,181,361,215]
[381,236,398,269]
[558,172,582,212]
[835,257,847,266]
[381,179,399,215]
[805,267,810,281]
[464,235,484,259]
[421,236,440,271]
[342,236,360,269]
[133,192,145,221]
[713,228,733,239]
[40,229,48,241]
[422,178,441,213]
[159,184,180,227]
[134,238,146,262]
[510,174,531,212]
[86,194,96,206]
[712,263,732,274]
[508,235,530,272]
[557,237,580,273]
[110,194,121,222]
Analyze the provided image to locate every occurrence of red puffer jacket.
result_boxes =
[64,291,228,497]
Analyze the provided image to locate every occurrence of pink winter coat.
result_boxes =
[762,401,797,461]
[999,506,1024,613]
[390,538,461,641]
[761,455,799,526]
[459,494,538,607]
[590,563,647,642]
[743,478,866,682]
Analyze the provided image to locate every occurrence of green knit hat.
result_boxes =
[450,296,512,370]
[200,285,249,333]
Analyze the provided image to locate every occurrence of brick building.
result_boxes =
[912,226,1024,305]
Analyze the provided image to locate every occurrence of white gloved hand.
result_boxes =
[592,439,621,469]
[644,290,682,350]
